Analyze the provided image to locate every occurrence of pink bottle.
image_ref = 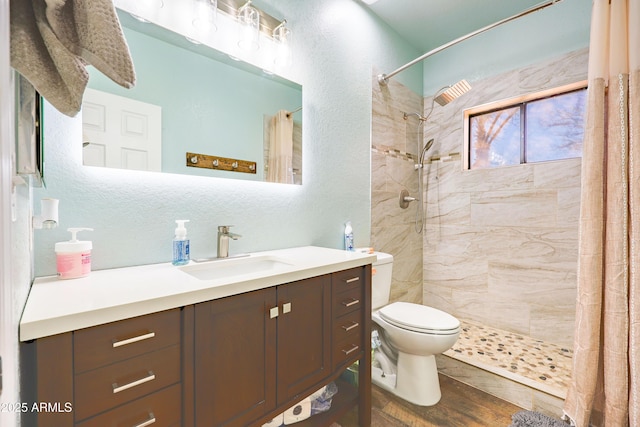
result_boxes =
[55,228,93,279]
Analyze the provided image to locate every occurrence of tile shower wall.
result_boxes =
[422,49,588,348]
[371,70,424,304]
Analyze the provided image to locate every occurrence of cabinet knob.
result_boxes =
[282,302,292,314]
[269,307,279,319]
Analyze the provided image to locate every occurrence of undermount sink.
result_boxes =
[179,255,295,281]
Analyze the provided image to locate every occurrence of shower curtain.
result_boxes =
[267,110,294,184]
[563,0,640,426]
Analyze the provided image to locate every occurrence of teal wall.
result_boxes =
[421,0,591,95]
[33,0,590,276]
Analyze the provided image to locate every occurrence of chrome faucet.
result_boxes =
[217,225,241,258]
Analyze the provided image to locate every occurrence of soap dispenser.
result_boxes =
[55,227,93,279]
[172,220,190,266]
[344,221,354,252]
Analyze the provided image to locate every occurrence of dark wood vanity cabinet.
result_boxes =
[194,267,371,427]
[22,265,372,427]
[194,274,332,426]
[21,308,184,427]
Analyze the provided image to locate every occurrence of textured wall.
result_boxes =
[370,70,424,304]
[32,0,423,275]
[422,49,588,347]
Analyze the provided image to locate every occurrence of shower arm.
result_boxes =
[377,0,562,85]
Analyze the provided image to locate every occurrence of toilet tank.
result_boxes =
[372,252,393,310]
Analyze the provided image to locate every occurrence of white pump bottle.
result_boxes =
[172,220,190,266]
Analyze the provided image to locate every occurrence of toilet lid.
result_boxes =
[379,302,461,335]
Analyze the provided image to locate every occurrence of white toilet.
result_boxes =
[371,252,461,406]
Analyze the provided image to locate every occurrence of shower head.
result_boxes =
[424,138,434,152]
[433,79,472,106]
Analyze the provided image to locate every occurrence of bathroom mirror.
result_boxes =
[82,10,302,184]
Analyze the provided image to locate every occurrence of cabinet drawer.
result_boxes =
[74,345,180,421]
[332,267,364,294]
[333,335,362,369]
[74,309,181,373]
[76,383,181,427]
[333,309,362,342]
[333,285,362,318]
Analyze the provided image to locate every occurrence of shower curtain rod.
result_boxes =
[377,0,563,85]
[286,106,302,117]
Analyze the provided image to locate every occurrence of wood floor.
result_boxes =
[338,374,523,427]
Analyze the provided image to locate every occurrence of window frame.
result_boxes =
[462,80,588,170]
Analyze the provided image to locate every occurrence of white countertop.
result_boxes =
[20,246,376,341]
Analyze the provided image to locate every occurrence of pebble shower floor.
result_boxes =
[444,320,572,398]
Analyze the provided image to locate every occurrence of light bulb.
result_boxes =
[237,4,260,51]
[273,23,292,67]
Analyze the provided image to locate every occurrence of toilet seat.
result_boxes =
[379,302,461,335]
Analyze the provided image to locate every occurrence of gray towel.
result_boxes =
[10,0,135,117]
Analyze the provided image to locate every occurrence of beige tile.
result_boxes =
[532,390,566,419]
[518,48,588,92]
[470,190,557,227]
[423,254,487,285]
[436,356,534,410]
[557,187,581,228]
[425,192,471,226]
[532,158,581,189]
[422,282,453,311]
[487,261,578,306]
[371,150,387,192]
[529,304,576,348]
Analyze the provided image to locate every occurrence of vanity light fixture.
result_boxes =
[192,0,218,33]
[272,20,292,67]
[237,0,260,51]
[130,0,164,22]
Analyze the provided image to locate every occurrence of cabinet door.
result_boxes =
[276,274,332,405]
[194,287,277,427]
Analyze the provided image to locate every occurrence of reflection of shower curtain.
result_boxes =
[563,1,640,426]
[267,110,294,184]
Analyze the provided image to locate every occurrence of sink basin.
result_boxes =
[179,255,295,281]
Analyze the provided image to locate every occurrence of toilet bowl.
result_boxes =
[371,252,460,406]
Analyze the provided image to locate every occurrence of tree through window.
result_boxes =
[466,84,587,170]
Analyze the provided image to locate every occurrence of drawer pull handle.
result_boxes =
[345,277,360,283]
[342,298,360,307]
[112,332,156,348]
[342,345,359,355]
[112,371,156,394]
[133,413,157,427]
[342,321,359,332]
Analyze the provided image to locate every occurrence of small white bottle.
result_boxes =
[344,221,354,252]
[55,228,93,279]
[172,220,190,266]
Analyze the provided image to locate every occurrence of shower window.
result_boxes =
[464,82,587,170]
